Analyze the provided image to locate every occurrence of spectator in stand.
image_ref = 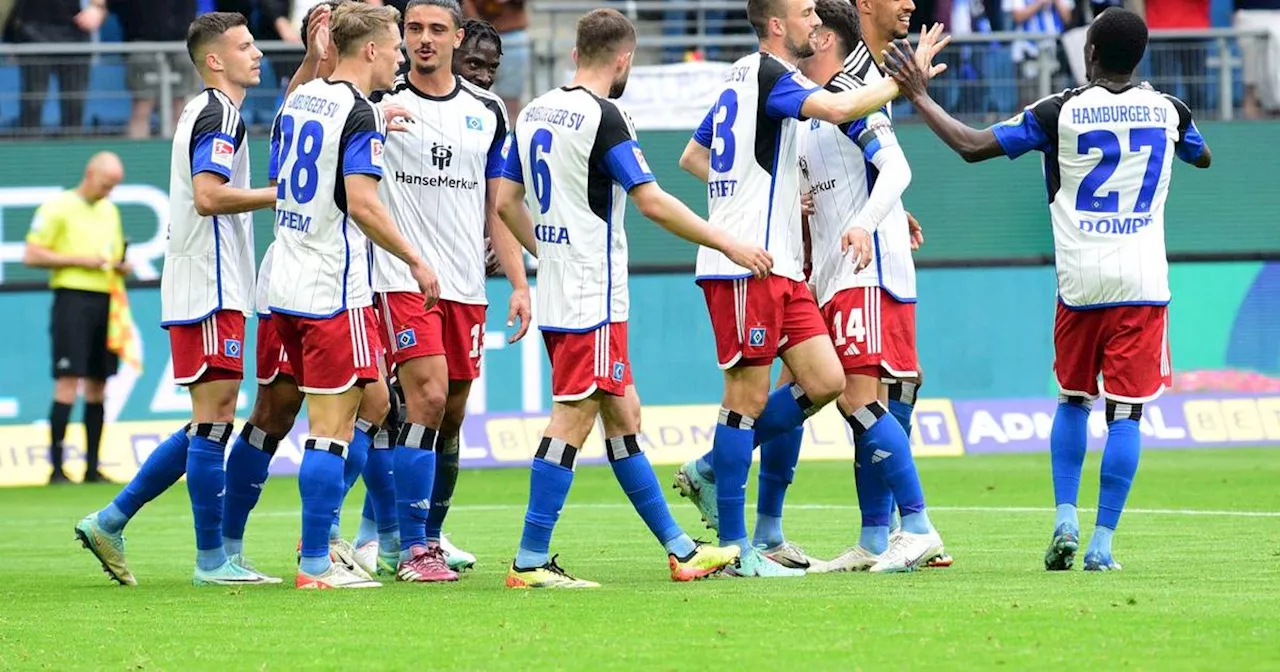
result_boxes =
[463,0,527,120]
[1145,0,1210,113]
[3,0,106,134]
[936,0,1002,117]
[111,0,198,139]
[1235,0,1280,118]
[1004,0,1074,106]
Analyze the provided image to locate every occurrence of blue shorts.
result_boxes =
[493,29,530,101]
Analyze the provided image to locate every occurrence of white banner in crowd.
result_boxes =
[568,61,734,130]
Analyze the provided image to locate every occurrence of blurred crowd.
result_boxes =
[0,0,1275,137]
[0,0,529,136]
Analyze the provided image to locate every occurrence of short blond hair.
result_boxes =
[331,2,401,56]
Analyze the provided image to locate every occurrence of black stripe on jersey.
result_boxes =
[586,93,635,222]
[334,81,384,213]
[188,89,244,180]
[460,80,509,160]
[754,54,796,174]
[1033,86,1085,203]
[843,41,875,82]
[1162,92,1194,136]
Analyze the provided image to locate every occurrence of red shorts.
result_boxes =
[376,293,485,380]
[1054,303,1171,403]
[273,307,380,394]
[168,310,245,386]
[542,322,632,401]
[822,286,918,379]
[255,316,294,386]
[699,275,828,369]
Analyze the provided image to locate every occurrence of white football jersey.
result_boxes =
[370,76,508,304]
[692,52,821,282]
[161,89,256,326]
[502,86,655,332]
[268,79,386,318]
[992,84,1207,308]
[255,242,275,318]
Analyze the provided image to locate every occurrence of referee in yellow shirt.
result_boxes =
[23,152,131,485]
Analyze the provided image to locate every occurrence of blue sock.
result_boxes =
[222,423,279,557]
[753,383,815,447]
[356,493,380,547]
[1092,411,1142,554]
[1087,525,1116,558]
[712,408,756,550]
[331,420,375,539]
[1051,397,1091,523]
[299,437,347,576]
[695,451,715,481]
[853,431,893,555]
[754,425,803,548]
[1056,503,1079,532]
[515,438,577,569]
[187,424,233,571]
[425,433,461,542]
[607,436,695,557]
[887,381,919,438]
[363,429,399,550]
[393,423,438,559]
[850,402,931,534]
[98,425,190,533]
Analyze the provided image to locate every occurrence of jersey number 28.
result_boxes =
[275,113,325,205]
[1075,127,1167,214]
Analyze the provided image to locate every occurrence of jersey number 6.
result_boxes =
[275,113,325,205]
[529,129,553,214]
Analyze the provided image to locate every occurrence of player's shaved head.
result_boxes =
[813,0,861,59]
[331,2,402,57]
[1087,8,1148,76]
[574,9,636,66]
[186,12,249,68]
[748,0,788,38]
[81,152,124,203]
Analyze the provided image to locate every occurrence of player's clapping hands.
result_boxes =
[411,261,441,310]
[882,24,952,102]
[725,242,773,279]
[842,228,874,272]
[305,3,330,61]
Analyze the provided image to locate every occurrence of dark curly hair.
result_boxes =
[460,17,503,56]
[1088,7,1148,76]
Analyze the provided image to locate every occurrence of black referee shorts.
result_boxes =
[50,288,119,380]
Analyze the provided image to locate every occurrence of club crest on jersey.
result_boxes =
[396,328,417,349]
[465,115,483,131]
[223,338,242,359]
[748,327,767,347]
[632,146,651,174]
[211,137,235,169]
[611,361,625,382]
[370,138,384,168]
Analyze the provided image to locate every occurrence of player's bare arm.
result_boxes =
[344,173,441,307]
[486,176,532,342]
[802,24,950,125]
[883,40,1005,163]
[1190,143,1212,168]
[628,181,772,278]
[679,140,711,183]
[287,4,331,96]
[192,173,276,216]
[496,178,537,255]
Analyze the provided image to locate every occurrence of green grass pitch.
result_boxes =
[1,448,1278,670]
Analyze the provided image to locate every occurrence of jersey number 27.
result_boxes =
[275,113,325,205]
[1076,128,1166,214]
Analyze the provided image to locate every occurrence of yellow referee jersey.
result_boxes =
[25,190,124,293]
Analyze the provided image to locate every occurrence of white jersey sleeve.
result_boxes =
[991,84,1208,308]
[160,89,257,326]
[502,86,654,332]
[370,76,508,304]
[693,53,821,282]
[268,79,384,318]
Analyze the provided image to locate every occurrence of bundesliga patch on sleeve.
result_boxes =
[999,112,1026,127]
[212,137,235,169]
[500,133,513,160]
[632,146,651,174]
[370,138,384,168]
[790,72,818,90]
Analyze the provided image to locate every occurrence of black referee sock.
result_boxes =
[84,403,105,473]
[49,401,73,472]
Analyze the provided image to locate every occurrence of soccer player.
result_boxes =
[455,18,503,91]
[74,12,281,586]
[270,1,437,589]
[885,7,1210,571]
[368,0,532,583]
[793,0,945,572]
[497,8,771,588]
[671,0,947,577]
